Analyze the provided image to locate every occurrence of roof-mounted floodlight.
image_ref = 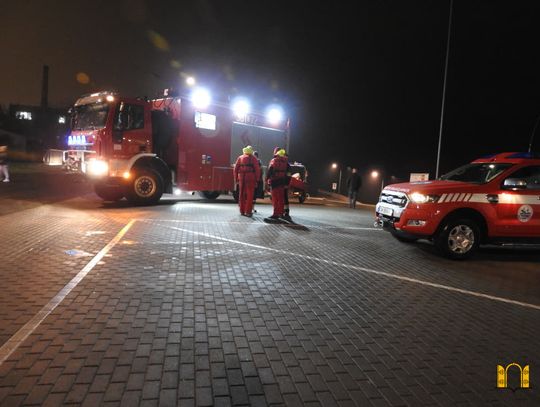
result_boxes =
[232,97,251,118]
[191,87,211,109]
[266,104,284,125]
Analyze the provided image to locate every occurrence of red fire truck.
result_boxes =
[67,90,290,204]
[375,152,540,259]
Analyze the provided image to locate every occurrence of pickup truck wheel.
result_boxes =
[94,184,124,202]
[390,232,418,243]
[126,168,164,205]
[435,218,480,259]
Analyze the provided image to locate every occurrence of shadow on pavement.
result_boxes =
[413,239,540,262]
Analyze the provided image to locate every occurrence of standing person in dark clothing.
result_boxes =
[233,145,261,217]
[252,151,264,213]
[281,151,293,222]
[346,168,361,208]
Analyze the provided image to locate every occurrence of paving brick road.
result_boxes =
[0,167,539,406]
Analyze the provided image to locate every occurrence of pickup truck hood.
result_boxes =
[383,180,478,195]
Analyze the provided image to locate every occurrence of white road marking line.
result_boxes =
[0,219,136,366]
[154,222,540,312]
[141,219,380,231]
[323,227,381,231]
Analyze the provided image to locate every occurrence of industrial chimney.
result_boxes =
[41,65,49,110]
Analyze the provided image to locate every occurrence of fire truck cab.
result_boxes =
[67,91,289,204]
[375,152,540,259]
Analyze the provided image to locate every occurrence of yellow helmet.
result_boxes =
[242,145,253,155]
[277,149,286,157]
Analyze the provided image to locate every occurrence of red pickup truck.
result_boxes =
[375,152,540,259]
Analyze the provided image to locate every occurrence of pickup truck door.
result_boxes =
[495,165,540,237]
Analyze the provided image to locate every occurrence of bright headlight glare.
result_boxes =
[191,88,211,109]
[87,159,108,176]
[410,192,439,204]
[266,105,284,124]
[232,98,250,118]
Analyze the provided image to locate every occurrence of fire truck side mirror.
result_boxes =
[502,178,527,190]
[114,109,129,131]
[113,130,123,143]
[112,109,128,143]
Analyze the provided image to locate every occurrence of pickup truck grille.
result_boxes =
[379,191,408,207]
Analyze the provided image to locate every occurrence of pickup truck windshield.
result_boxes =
[71,103,110,130]
[440,163,512,184]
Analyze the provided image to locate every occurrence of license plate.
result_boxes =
[378,206,393,216]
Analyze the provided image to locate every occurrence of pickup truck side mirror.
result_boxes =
[502,178,527,190]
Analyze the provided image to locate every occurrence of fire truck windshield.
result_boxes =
[71,103,110,131]
[439,163,513,184]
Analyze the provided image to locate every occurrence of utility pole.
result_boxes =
[435,0,454,179]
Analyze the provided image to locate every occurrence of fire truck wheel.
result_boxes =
[435,218,480,259]
[232,189,239,202]
[126,168,164,205]
[94,184,124,202]
[200,191,220,200]
[298,192,307,204]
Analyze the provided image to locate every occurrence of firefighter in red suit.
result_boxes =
[233,145,261,217]
[265,147,290,221]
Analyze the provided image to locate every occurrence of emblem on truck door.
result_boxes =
[518,205,533,222]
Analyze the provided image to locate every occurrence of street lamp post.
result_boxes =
[331,163,342,193]
[435,0,454,179]
[371,170,384,192]
[529,113,540,153]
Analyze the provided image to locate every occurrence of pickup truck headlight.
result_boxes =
[409,192,440,204]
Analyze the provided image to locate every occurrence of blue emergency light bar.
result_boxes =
[67,135,91,146]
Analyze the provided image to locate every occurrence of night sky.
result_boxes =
[2,0,540,191]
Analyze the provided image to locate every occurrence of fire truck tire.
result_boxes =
[435,218,480,259]
[94,184,124,202]
[126,168,164,205]
[232,189,239,202]
[199,191,220,200]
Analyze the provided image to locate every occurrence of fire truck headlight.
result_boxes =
[191,88,211,109]
[87,159,109,177]
[410,192,440,204]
